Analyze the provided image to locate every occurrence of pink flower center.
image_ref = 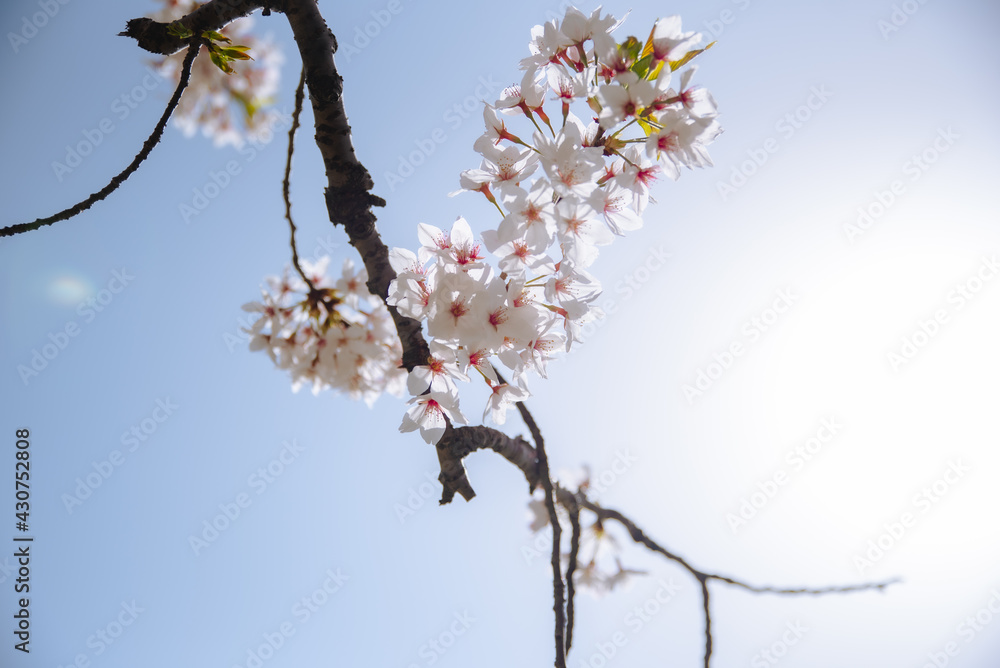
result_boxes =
[454,242,483,265]
[657,132,679,153]
[449,298,470,320]
[488,307,509,329]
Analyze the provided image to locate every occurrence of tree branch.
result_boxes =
[280,0,429,373]
[528,409,567,667]
[564,493,581,654]
[434,425,538,503]
[119,0,272,55]
[0,41,201,238]
[576,497,900,667]
[283,66,314,291]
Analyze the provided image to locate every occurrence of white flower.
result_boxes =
[497,180,558,253]
[649,16,701,64]
[596,74,657,129]
[484,381,529,426]
[645,108,722,179]
[534,119,604,198]
[406,341,469,395]
[399,391,468,445]
[676,66,719,118]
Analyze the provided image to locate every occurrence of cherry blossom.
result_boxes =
[400,391,469,445]
[248,4,721,443]
[484,381,530,425]
[649,15,701,64]
[243,257,405,407]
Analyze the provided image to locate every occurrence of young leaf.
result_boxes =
[209,50,235,74]
[219,48,254,61]
[202,30,231,43]
[669,42,716,71]
[166,22,193,39]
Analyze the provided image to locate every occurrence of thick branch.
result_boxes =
[119,0,272,55]
[280,0,428,372]
[120,0,504,503]
[434,425,538,503]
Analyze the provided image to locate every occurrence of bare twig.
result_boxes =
[698,575,712,668]
[283,66,313,291]
[577,497,900,667]
[564,494,581,654]
[1,41,201,238]
[531,414,567,667]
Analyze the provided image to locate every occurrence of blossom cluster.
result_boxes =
[388,7,721,444]
[152,0,284,147]
[242,258,406,405]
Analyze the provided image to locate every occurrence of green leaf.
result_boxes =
[219,47,253,61]
[631,53,654,80]
[636,116,661,137]
[201,30,231,43]
[166,22,193,39]
[209,50,235,75]
[669,41,716,71]
[618,35,642,65]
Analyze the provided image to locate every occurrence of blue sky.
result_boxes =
[3,0,1000,666]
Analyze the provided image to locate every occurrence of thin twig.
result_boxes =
[1,41,201,238]
[519,403,566,667]
[283,66,313,290]
[705,575,901,595]
[578,498,900,668]
[699,575,712,668]
[499,371,567,666]
[564,494,581,654]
